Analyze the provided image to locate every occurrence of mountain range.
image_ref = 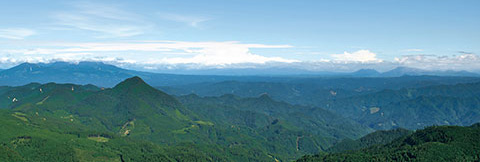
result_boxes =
[1,62,480,161]
[0,76,374,161]
[0,62,478,88]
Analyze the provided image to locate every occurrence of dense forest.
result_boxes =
[298,124,480,161]
[1,76,480,161]
[0,77,367,161]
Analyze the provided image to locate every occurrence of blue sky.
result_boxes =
[0,0,479,72]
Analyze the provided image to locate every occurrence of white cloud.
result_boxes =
[2,39,479,72]
[51,2,152,38]
[158,43,297,66]
[331,50,382,63]
[403,49,424,52]
[0,28,35,39]
[394,54,480,71]
[0,41,296,68]
[157,13,210,27]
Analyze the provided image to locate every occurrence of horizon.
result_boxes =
[2,61,479,76]
[1,0,479,73]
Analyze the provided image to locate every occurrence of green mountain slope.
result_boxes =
[177,94,373,160]
[319,82,480,130]
[0,109,232,162]
[0,76,376,161]
[160,76,480,107]
[297,124,480,161]
[326,128,412,153]
[0,77,275,161]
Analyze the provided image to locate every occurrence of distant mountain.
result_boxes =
[350,69,381,77]
[0,61,286,87]
[0,62,478,88]
[381,67,426,77]
[157,66,480,77]
[0,62,135,87]
[381,67,479,77]
[298,124,480,161]
[160,76,480,112]
[153,67,344,76]
[344,67,479,77]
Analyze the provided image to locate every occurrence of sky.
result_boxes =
[0,0,479,72]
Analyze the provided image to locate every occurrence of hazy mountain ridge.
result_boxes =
[161,76,480,131]
[160,76,480,114]
[381,67,479,77]
[0,62,478,88]
[320,81,480,130]
[0,61,276,87]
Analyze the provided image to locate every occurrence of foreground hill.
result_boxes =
[298,124,480,161]
[0,76,372,161]
[0,109,231,162]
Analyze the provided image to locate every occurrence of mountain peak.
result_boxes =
[125,76,144,83]
[381,67,426,77]
[111,76,177,100]
[351,69,380,77]
[111,76,183,110]
[259,93,271,99]
[257,93,275,102]
[113,76,148,89]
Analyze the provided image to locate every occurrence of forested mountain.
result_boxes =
[298,124,480,161]
[0,109,229,162]
[1,65,480,161]
[3,0,478,161]
[160,76,480,107]
[0,76,375,161]
[319,82,480,130]
[326,128,412,153]
[162,77,480,131]
[177,94,372,157]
